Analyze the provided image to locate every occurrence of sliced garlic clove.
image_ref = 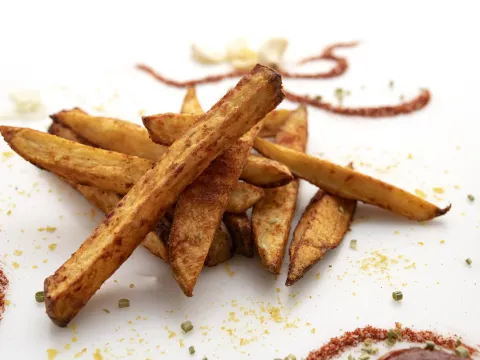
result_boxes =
[191,43,226,64]
[257,38,288,68]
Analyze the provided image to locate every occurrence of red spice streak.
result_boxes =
[136,42,430,117]
[0,266,8,319]
[306,325,477,360]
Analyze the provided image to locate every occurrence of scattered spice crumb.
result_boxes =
[72,337,77,343]
[103,308,110,314]
[93,348,103,360]
[315,273,321,280]
[417,242,424,246]
[48,243,57,251]
[440,240,445,244]
[12,261,19,269]
[74,348,87,358]
[433,187,444,194]
[311,328,316,334]
[64,344,71,350]
[6,210,11,216]
[407,153,413,160]
[13,250,22,256]
[224,264,236,277]
[46,348,58,360]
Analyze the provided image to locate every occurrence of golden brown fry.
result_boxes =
[143,109,291,143]
[169,123,262,296]
[51,109,292,188]
[242,155,292,188]
[37,64,283,326]
[258,109,291,137]
[254,138,451,221]
[286,189,356,285]
[252,105,308,274]
[223,212,253,257]
[2,127,263,213]
[204,223,234,267]
[48,121,94,146]
[181,87,204,114]
[51,108,167,161]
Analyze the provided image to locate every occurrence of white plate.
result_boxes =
[1,1,479,359]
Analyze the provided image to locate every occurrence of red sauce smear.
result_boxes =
[0,265,8,319]
[306,324,477,360]
[136,42,430,117]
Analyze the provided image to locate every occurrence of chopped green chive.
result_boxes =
[387,329,399,340]
[455,346,470,358]
[386,338,397,347]
[103,308,110,314]
[466,258,472,265]
[348,355,355,360]
[467,194,475,202]
[425,340,435,350]
[455,339,462,347]
[350,240,357,250]
[181,320,194,333]
[389,80,394,88]
[361,346,378,355]
[118,298,130,308]
[358,355,370,360]
[35,291,45,303]
[189,346,195,355]
[202,358,208,360]
[392,291,403,301]
[314,95,323,101]
[363,339,373,346]
[285,355,296,360]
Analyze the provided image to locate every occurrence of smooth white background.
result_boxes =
[0,1,479,359]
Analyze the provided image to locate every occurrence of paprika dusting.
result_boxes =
[0,265,8,319]
[306,324,476,360]
[137,42,430,117]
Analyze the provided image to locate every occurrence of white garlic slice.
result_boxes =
[226,38,257,62]
[257,38,288,68]
[191,43,226,64]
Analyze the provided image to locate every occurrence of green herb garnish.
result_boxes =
[350,239,357,250]
[425,340,435,350]
[103,308,110,314]
[118,298,130,308]
[181,320,194,333]
[387,329,399,340]
[189,346,195,355]
[358,355,370,360]
[466,258,472,265]
[285,355,296,360]
[35,291,45,303]
[467,194,475,202]
[455,346,470,358]
[392,291,403,301]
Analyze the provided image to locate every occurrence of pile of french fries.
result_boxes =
[0,65,450,327]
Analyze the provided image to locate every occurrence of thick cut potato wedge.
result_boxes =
[181,87,203,114]
[223,212,253,257]
[50,121,234,265]
[51,109,292,188]
[1,127,263,214]
[51,108,167,161]
[286,189,357,285]
[37,64,283,326]
[143,109,290,144]
[252,105,308,274]
[169,123,262,296]
[254,138,451,221]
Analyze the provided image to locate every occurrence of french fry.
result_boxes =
[204,223,234,267]
[286,189,356,285]
[223,213,253,257]
[143,109,290,144]
[254,138,451,221]
[252,105,308,274]
[51,108,167,161]
[51,109,293,188]
[0,127,263,214]
[169,123,262,296]
[37,64,283,326]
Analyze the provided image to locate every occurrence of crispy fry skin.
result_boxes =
[49,122,170,262]
[181,87,204,114]
[258,109,291,137]
[50,109,292,188]
[242,155,293,188]
[36,64,283,326]
[204,223,234,267]
[252,105,308,274]
[169,123,262,296]
[286,190,357,285]
[1,127,263,213]
[223,212,253,257]
[143,113,293,188]
[254,138,451,221]
[143,109,291,143]
[51,109,167,161]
